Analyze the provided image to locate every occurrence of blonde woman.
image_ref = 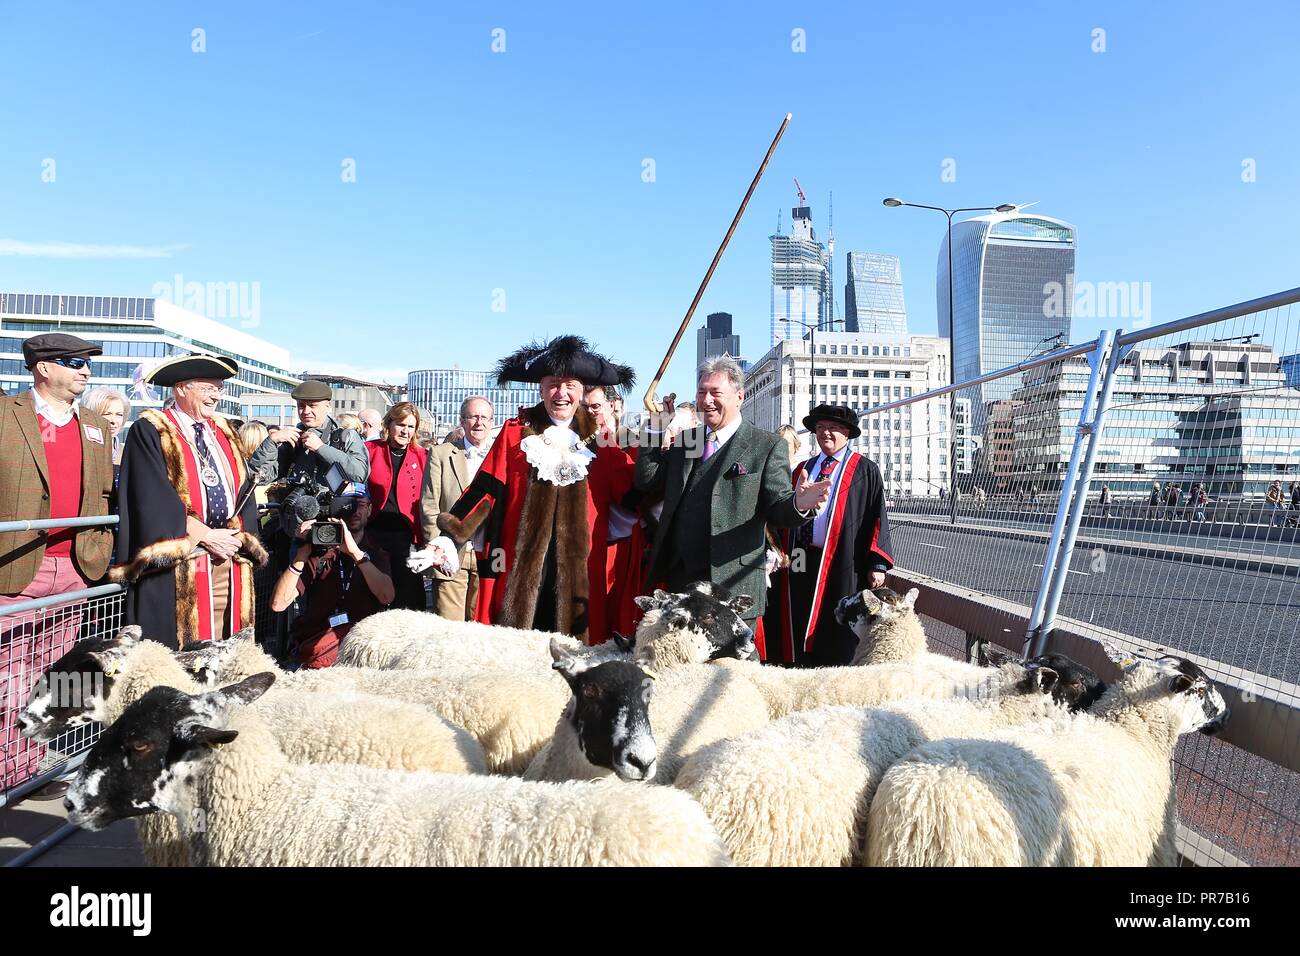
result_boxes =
[777,424,804,468]
[336,412,363,434]
[81,387,131,469]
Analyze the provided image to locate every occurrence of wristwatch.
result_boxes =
[354,551,371,566]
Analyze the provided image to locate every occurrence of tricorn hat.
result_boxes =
[146,353,239,387]
[802,403,861,440]
[495,335,635,388]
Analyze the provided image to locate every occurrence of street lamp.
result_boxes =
[780,315,843,414]
[882,197,1015,500]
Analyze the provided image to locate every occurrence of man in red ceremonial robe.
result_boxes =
[430,335,635,644]
[763,404,894,667]
[115,355,266,649]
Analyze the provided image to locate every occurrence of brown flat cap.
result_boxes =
[22,333,102,368]
[290,380,331,402]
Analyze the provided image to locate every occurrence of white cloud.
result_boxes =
[0,239,185,259]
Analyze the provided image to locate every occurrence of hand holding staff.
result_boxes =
[643,112,793,414]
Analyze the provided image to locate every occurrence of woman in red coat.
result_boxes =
[364,402,429,611]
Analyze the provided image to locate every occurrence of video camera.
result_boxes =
[268,463,361,547]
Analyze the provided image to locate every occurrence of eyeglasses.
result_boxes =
[51,357,93,370]
[462,414,493,423]
[185,383,226,395]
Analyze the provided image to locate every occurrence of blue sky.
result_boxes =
[1,1,1297,398]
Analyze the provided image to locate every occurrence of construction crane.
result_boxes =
[793,177,806,205]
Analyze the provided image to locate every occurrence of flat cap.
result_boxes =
[146,354,239,387]
[290,380,332,402]
[22,333,102,368]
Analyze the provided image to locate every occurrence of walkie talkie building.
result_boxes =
[938,212,1076,430]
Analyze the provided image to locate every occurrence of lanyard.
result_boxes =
[334,555,355,614]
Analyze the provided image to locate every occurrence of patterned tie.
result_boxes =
[194,423,230,527]
[702,432,720,461]
[797,455,837,549]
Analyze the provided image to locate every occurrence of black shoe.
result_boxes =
[26,780,70,801]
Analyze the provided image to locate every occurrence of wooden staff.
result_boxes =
[642,112,792,413]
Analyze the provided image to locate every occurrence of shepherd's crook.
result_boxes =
[642,112,792,414]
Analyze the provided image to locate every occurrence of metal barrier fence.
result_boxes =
[867,286,1300,866]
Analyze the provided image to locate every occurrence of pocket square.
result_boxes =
[725,463,749,477]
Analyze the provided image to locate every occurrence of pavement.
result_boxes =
[1,790,144,867]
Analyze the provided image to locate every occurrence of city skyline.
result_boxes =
[2,3,1297,401]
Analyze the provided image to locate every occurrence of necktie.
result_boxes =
[702,432,720,461]
[194,423,230,527]
[798,455,837,549]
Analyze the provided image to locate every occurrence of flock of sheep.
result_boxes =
[22,580,1230,866]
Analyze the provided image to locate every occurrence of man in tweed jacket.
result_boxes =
[0,333,115,794]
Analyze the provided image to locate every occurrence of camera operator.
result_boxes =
[270,485,394,668]
[248,380,369,494]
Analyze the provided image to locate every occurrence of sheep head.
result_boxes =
[550,639,658,782]
[837,586,923,664]
[631,583,756,668]
[1113,656,1230,736]
[16,625,145,742]
[63,673,275,832]
[1019,653,1108,713]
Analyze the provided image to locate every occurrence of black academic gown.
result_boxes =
[763,450,894,666]
[116,411,263,650]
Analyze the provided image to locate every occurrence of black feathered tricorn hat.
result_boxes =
[495,335,635,388]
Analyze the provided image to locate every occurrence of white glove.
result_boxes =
[763,547,782,588]
[406,546,437,574]
[430,535,461,576]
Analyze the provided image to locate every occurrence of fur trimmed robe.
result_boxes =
[438,403,635,644]
[114,409,266,649]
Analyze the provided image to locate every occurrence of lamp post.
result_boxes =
[882,198,1015,498]
[780,315,843,416]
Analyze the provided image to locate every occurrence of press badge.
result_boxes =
[329,612,350,628]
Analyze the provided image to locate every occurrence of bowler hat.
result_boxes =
[290,380,332,402]
[802,403,861,440]
[145,353,239,387]
[22,333,102,369]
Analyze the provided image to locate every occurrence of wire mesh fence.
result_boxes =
[871,288,1300,866]
[0,586,125,806]
[1044,296,1300,866]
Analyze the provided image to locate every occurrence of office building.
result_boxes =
[696,312,742,370]
[938,212,1076,430]
[844,251,908,335]
[0,291,299,424]
[770,205,831,348]
[406,367,537,438]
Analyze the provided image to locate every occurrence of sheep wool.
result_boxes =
[675,664,1071,867]
[866,660,1222,867]
[176,706,732,867]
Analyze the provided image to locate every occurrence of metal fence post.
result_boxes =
[1031,328,1128,656]
[1024,331,1111,655]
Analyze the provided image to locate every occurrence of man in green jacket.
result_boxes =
[636,356,830,632]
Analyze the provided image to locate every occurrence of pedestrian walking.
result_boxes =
[1266,479,1285,528]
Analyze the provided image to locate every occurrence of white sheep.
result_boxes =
[865,655,1230,867]
[335,608,592,672]
[715,586,1018,718]
[674,653,1107,866]
[524,638,771,785]
[65,676,733,867]
[21,627,486,865]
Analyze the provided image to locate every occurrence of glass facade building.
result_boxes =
[844,252,907,334]
[697,311,742,370]
[770,206,831,348]
[407,368,538,436]
[938,213,1076,431]
[0,291,300,423]
[1008,340,1300,497]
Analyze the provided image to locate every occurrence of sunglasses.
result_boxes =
[51,356,93,370]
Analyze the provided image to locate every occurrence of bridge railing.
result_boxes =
[859,286,1300,866]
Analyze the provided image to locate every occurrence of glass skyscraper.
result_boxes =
[938,213,1076,430]
[844,252,908,335]
[770,206,830,348]
[407,367,537,435]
